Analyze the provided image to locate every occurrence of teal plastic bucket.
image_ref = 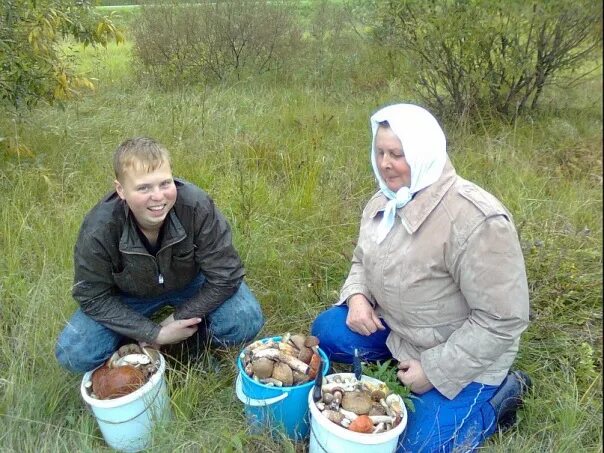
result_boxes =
[236,336,330,440]
[80,352,171,452]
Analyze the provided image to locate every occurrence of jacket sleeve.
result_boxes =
[339,244,376,306]
[73,230,161,343]
[173,196,244,320]
[339,208,377,306]
[420,215,530,399]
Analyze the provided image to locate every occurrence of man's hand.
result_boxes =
[346,294,386,336]
[397,359,434,394]
[154,316,202,345]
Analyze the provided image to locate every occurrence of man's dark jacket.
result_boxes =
[72,179,244,343]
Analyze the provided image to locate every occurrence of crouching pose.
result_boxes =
[312,104,531,452]
[56,137,264,372]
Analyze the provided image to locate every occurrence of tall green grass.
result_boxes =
[0,8,601,452]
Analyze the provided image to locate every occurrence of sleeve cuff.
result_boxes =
[339,284,375,307]
[420,348,464,400]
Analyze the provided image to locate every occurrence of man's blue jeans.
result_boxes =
[311,305,499,453]
[56,275,264,372]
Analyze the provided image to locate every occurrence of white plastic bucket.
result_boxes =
[308,373,408,453]
[80,352,171,452]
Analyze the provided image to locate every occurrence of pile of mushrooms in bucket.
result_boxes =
[83,344,161,400]
[240,333,405,435]
[240,333,322,386]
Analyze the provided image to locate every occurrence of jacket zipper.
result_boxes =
[121,234,186,287]
[121,250,164,287]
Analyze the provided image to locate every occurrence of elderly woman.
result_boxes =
[311,104,531,452]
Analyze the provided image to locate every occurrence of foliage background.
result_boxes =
[0,1,602,451]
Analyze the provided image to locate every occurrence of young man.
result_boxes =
[56,137,264,372]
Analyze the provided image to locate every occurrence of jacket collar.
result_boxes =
[369,158,457,234]
[119,205,187,253]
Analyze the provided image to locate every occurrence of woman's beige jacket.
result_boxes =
[340,159,530,399]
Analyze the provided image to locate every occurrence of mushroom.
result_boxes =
[252,357,275,379]
[292,370,310,385]
[370,389,386,402]
[117,343,142,357]
[259,378,283,387]
[93,365,144,399]
[304,335,320,348]
[271,362,294,387]
[368,402,387,416]
[252,349,309,374]
[308,353,321,379]
[348,414,373,433]
[322,409,345,426]
[297,346,313,364]
[288,334,306,350]
[341,390,373,415]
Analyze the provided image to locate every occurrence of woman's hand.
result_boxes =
[346,294,386,336]
[397,359,434,394]
[154,316,202,345]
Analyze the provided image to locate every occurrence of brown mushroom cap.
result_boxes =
[271,362,294,387]
[289,334,307,351]
[348,414,374,433]
[342,390,373,415]
[117,343,142,357]
[298,346,313,364]
[370,389,386,402]
[93,365,144,399]
[304,336,320,348]
[252,357,274,379]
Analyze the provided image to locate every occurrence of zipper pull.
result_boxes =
[158,273,164,285]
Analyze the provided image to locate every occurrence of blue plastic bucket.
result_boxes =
[236,336,330,440]
[80,352,171,452]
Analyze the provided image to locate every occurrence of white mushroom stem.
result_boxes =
[245,339,276,354]
[380,398,394,416]
[252,349,309,374]
[321,382,356,393]
[339,408,358,420]
[373,422,386,433]
[369,415,395,425]
[260,378,283,387]
[277,342,299,356]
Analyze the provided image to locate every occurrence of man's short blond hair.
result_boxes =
[113,137,171,181]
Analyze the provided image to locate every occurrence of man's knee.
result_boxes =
[55,323,116,373]
[209,283,264,345]
[55,339,103,373]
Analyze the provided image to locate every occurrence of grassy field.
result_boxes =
[0,4,602,452]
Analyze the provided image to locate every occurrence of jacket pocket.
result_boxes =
[169,249,197,287]
[112,268,157,297]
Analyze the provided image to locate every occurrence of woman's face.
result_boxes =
[375,126,411,192]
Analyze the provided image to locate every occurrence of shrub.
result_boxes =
[0,0,123,109]
[131,0,302,86]
[371,0,602,120]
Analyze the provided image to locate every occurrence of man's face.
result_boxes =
[375,126,411,192]
[115,161,177,234]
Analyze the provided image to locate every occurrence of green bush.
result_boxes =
[370,0,602,120]
[131,0,302,87]
[0,0,123,109]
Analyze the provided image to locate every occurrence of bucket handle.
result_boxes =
[88,380,165,425]
[235,374,289,407]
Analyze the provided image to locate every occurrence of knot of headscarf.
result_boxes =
[370,104,447,244]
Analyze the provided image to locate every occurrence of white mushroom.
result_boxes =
[252,348,309,374]
[115,354,151,367]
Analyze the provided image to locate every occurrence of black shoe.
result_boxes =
[489,370,532,432]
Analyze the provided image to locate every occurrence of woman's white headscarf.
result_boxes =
[370,104,447,243]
